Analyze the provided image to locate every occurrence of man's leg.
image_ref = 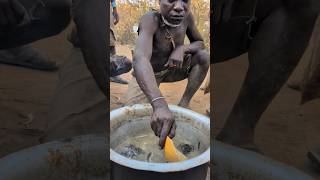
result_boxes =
[72,0,108,96]
[163,50,210,108]
[216,8,318,150]
[0,0,71,49]
[179,50,209,107]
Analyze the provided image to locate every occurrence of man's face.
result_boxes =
[159,0,190,25]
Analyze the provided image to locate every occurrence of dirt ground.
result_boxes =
[213,51,320,178]
[0,28,72,158]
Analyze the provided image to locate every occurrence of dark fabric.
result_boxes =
[0,0,71,49]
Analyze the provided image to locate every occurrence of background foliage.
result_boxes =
[115,0,210,49]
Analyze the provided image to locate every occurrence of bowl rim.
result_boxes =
[110,104,210,172]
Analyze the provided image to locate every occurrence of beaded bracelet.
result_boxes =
[151,96,165,103]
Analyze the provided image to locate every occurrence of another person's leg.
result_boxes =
[72,0,108,96]
[216,8,318,151]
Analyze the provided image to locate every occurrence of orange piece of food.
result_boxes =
[164,136,187,162]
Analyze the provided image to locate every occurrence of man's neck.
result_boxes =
[161,15,182,28]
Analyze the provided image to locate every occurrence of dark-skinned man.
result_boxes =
[124,0,210,148]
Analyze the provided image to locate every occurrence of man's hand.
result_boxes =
[165,46,184,69]
[113,9,119,25]
[151,105,176,148]
[0,0,29,28]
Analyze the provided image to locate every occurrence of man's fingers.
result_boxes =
[164,59,171,67]
[173,60,182,69]
[159,121,173,148]
[151,120,158,136]
[156,120,162,137]
[168,121,176,139]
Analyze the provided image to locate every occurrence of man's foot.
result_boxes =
[110,76,128,84]
[307,148,320,172]
[0,46,59,71]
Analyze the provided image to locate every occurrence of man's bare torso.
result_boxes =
[141,11,191,72]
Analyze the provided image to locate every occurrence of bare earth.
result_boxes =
[0,28,72,158]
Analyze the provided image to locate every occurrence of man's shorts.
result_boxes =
[123,54,192,105]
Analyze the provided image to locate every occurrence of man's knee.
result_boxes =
[194,50,210,66]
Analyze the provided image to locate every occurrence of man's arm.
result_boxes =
[184,13,206,54]
[133,13,162,105]
[133,13,176,148]
[166,13,205,68]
